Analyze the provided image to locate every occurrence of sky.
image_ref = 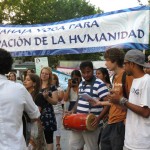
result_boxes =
[87,0,149,12]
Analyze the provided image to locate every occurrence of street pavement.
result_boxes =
[53,101,71,150]
[53,102,90,150]
[53,128,89,150]
[54,126,70,150]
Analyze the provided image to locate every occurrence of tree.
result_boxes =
[137,0,150,5]
[48,53,104,68]
[1,0,104,67]
[1,0,102,24]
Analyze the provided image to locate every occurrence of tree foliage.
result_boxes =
[1,0,104,67]
[1,0,102,24]
[48,52,104,68]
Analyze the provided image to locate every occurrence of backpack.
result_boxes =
[112,72,128,98]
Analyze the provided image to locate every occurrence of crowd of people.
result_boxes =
[0,47,150,150]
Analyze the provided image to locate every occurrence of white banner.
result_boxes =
[34,57,48,75]
[0,6,149,57]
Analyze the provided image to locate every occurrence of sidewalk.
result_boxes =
[53,127,70,150]
[53,127,89,150]
[53,101,70,149]
[53,102,89,150]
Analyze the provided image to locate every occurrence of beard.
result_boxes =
[84,76,94,83]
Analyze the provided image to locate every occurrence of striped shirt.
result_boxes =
[76,77,109,117]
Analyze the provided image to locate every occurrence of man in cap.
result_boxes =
[108,49,150,150]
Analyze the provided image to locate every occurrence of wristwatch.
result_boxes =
[120,97,128,105]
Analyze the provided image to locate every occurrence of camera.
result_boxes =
[40,90,52,97]
[71,78,78,85]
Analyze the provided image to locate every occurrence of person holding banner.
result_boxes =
[0,48,40,150]
[68,61,109,150]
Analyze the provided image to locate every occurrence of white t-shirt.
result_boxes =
[69,88,78,102]
[53,87,63,113]
[0,75,40,150]
[124,74,150,150]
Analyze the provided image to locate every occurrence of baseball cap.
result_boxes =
[124,49,150,68]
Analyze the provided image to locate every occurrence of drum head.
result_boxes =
[86,113,98,131]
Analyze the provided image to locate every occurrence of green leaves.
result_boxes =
[1,0,102,24]
[0,0,104,66]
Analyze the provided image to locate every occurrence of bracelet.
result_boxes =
[119,97,128,105]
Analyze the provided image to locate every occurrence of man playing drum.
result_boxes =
[67,61,109,150]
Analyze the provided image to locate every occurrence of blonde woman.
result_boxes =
[35,67,58,150]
